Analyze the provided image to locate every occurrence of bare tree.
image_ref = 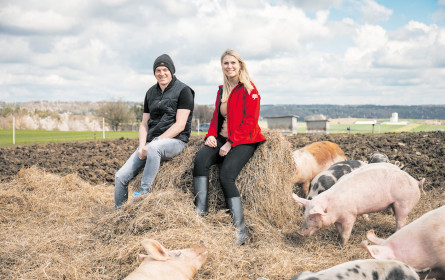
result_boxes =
[193,104,214,123]
[97,101,135,131]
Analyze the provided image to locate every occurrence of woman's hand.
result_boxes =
[219,142,232,157]
[205,136,217,148]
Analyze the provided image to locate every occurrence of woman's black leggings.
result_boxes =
[193,135,258,198]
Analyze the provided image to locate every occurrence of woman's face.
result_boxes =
[222,55,240,80]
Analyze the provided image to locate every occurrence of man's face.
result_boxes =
[155,66,172,88]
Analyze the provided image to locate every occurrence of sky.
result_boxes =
[1,0,445,105]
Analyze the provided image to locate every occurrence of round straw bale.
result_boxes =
[129,130,299,229]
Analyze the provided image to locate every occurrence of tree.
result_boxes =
[131,104,144,123]
[193,104,214,123]
[96,101,135,131]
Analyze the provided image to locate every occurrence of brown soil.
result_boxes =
[1,132,444,191]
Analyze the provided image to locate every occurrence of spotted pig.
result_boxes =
[289,259,419,280]
[308,160,367,200]
[292,141,346,196]
[368,151,390,163]
[308,152,392,200]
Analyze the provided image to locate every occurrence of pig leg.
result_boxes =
[366,230,385,245]
[392,203,410,230]
[301,181,310,196]
[335,216,356,246]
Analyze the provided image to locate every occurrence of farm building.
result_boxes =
[264,115,298,135]
[381,112,408,125]
[305,114,329,134]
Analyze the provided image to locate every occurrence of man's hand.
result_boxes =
[219,142,232,157]
[205,136,217,148]
[137,144,149,160]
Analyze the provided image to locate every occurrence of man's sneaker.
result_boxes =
[133,190,149,197]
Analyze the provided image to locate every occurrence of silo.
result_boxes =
[390,112,398,123]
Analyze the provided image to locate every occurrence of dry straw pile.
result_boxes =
[1,130,443,279]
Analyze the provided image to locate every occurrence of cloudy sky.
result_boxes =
[1,0,445,105]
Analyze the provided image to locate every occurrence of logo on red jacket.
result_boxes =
[251,93,259,99]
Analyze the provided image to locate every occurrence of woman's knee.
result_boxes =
[193,147,214,176]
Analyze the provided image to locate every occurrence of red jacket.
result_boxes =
[206,82,266,147]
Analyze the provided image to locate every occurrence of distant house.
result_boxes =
[305,114,329,134]
[264,115,298,135]
[355,120,377,125]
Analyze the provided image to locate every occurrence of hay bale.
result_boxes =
[129,130,299,229]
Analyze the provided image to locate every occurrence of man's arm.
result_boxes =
[157,109,191,139]
[137,113,150,159]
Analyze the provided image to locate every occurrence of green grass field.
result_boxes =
[0,130,139,146]
[1,120,444,146]
[297,120,445,134]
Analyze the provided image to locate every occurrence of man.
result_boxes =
[114,54,194,209]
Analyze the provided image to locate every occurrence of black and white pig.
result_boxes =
[289,259,419,280]
[307,152,392,200]
[308,160,367,200]
[368,151,390,163]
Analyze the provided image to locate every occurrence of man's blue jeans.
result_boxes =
[114,138,186,209]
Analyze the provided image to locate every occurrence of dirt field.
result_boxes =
[0,132,445,189]
[2,132,444,189]
[1,131,444,279]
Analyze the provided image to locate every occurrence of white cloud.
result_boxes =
[0,4,77,33]
[0,0,444,105]
[283,0,344,11]
[357,0,393,24]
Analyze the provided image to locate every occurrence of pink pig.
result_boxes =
[361,205,445,279]
[124,239,208,280]
[293,163,424,245]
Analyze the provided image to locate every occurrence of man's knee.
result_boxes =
[115,168,132,187]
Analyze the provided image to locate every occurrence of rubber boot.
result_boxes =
[227,197,248,245]
[193,176,209,216]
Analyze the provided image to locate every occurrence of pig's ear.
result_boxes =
[309,203,327,216]
[366,230,385,245]
[138,254,149,262]
[141,239,170,261]
[361,243,395,260]
[292,193,309,207]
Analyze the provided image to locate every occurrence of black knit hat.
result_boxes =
[153,54,175,75]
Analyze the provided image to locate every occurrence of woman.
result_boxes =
[193,49,266,245]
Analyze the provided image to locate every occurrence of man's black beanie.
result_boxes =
[153,54,175,75]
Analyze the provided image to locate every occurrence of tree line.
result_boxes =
[260,104,445,120]
[1,102,444,131]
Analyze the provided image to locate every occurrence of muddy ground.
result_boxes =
[1,131,444,192]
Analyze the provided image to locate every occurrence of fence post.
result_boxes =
[103,118,105,139]
[13,116,15,145]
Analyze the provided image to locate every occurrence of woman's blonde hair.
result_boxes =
[220,49,254,102]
